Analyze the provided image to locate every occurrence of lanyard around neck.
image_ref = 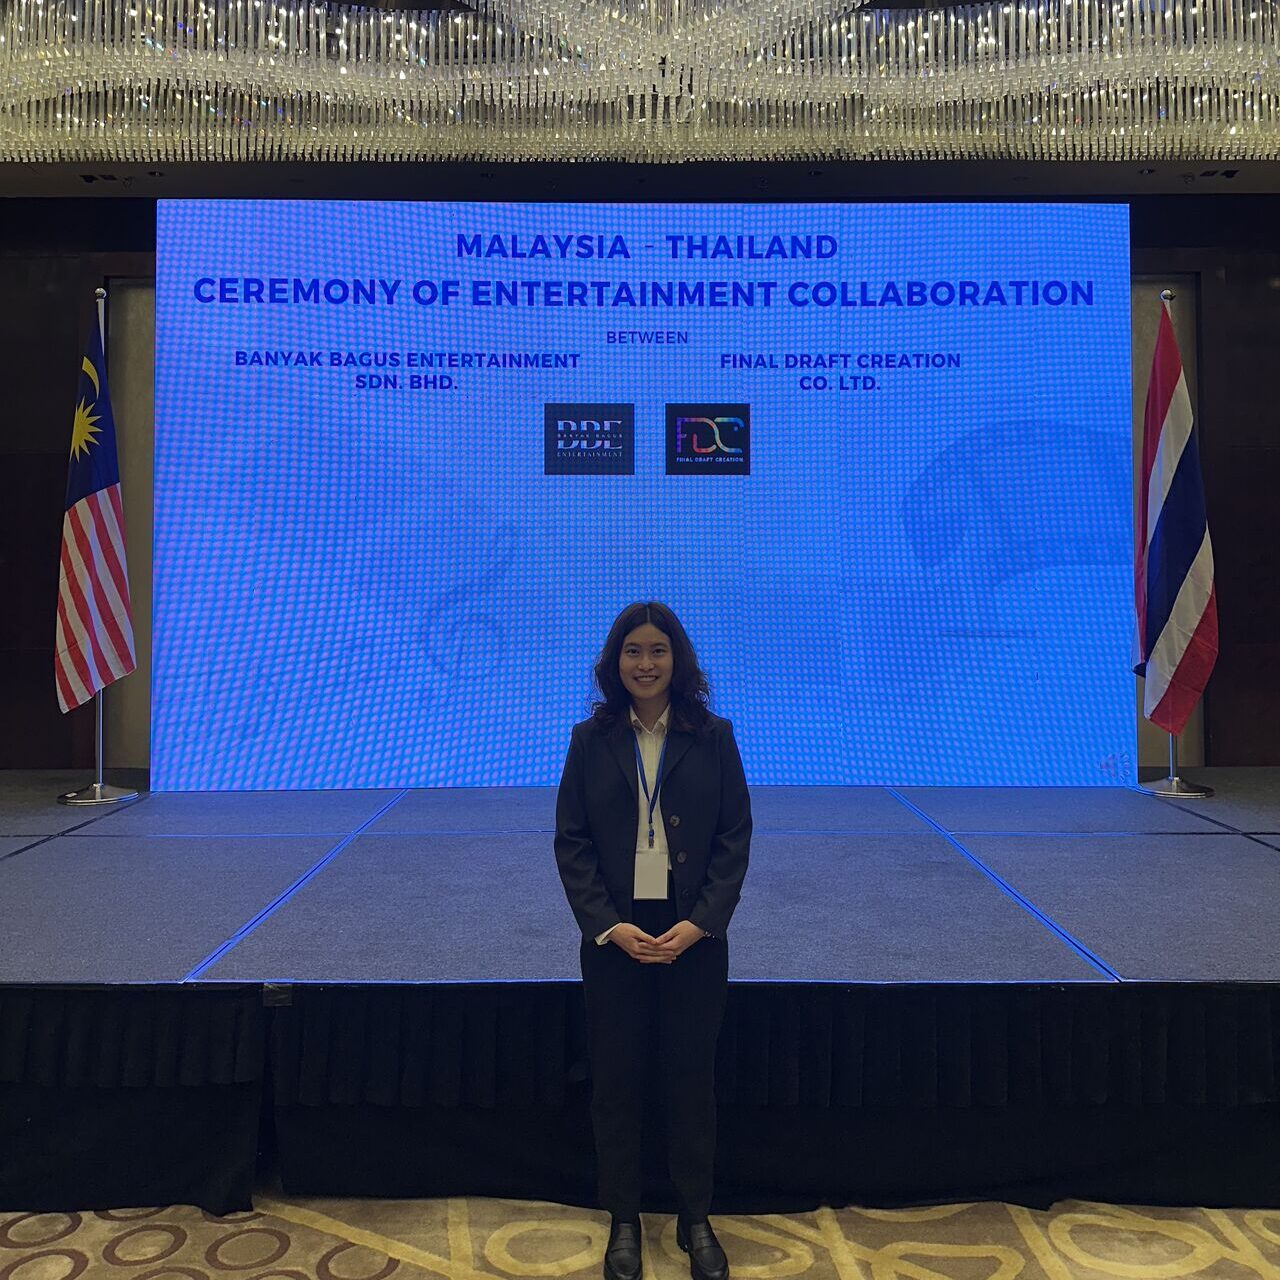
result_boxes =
[633,730,668,849]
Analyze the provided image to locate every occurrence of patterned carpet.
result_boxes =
[3,1196,1279,1280]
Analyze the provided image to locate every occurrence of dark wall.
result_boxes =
[1198,253,1280,763]
[3,192,1277,768]
[1,249,150,768]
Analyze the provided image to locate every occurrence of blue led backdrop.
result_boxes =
[153,200,1133,788]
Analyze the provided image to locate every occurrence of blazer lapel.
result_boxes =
[606,715,695,804]
[659,729,693,789]
[607,718,640,805]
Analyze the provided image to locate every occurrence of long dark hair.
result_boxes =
[590,601,712,736]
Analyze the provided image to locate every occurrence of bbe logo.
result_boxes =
[544,403,635,475]
[666,404,750,474]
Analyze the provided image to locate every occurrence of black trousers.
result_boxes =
[579,877,729,1220]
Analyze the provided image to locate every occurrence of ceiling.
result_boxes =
[2,158,1279,200]
[2,0,1278,189]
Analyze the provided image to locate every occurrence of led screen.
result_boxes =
[153,200,1133,788]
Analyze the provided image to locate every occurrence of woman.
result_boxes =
[554,601,751,1280]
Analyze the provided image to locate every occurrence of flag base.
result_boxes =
[1139,775,1214,799]
[58,782,140,806]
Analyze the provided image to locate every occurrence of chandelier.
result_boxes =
[1,0,1277,161]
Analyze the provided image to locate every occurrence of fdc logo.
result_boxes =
[544,403,635,475]
[666,404,751,474]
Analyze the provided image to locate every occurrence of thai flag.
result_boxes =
[1133,299,1218,735]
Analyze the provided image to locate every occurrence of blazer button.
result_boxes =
[668,814,681,827]
[676,851,687,864]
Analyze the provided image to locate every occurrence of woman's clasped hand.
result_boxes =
[610,919,706,962]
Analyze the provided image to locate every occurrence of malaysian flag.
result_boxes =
[1133,299,1218,735]
[54,314,136,713]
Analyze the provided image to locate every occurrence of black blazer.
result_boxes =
[554,711,751,941]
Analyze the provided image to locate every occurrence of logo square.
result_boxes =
[665,404,750,474]
[544,404,635,475]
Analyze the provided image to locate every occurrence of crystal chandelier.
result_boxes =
[1,0,1277,160]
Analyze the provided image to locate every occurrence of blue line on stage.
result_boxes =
[887,788,1123,982]
[182,788,411,981]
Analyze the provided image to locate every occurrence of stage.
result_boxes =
[3,770,1279,1213]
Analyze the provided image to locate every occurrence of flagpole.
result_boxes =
[59,288,139,807]
[1141,727,1213,798]
[1138,289,1212,800]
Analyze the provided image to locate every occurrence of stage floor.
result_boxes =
[2,770,1279,986]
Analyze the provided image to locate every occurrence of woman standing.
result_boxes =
[554,601,752,1280]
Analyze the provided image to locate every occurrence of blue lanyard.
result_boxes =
[633,731,668,849]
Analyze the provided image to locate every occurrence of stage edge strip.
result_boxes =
[886,788,1122,982]
[181,788,411,981]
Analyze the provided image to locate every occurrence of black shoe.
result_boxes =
[676,1217,728,1280]
[604,1217,642,1280]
